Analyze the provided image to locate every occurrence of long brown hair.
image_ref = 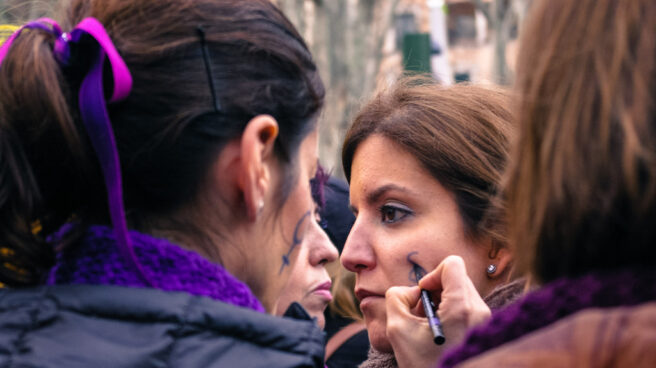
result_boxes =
[342,78,513,248]
[0,0,324,286]
[507,0,656,283]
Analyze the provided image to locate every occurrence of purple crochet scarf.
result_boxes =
[47,225,265,312]
[440,267,656,368]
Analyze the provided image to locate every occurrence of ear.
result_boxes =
[487,241,513,280]
[239,114,279,221]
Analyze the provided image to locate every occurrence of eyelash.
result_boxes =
[379,204,413,224]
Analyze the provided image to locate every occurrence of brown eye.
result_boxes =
[380,204,412,224]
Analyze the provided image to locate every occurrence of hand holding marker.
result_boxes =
[412,263,446,345]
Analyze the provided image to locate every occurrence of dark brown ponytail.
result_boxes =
[0,26,98,286]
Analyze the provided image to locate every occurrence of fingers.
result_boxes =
[417,255,492,342]
[418,255,467,292]
[385,285,425,350]
[386,286,443,368]
[385,256,493,368]
[386,285,421,313]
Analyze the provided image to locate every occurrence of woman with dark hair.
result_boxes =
[0,0,327,366]
[386,0,656,367]
[340,79,518,367]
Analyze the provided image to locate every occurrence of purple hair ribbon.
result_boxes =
[0,18,153,287]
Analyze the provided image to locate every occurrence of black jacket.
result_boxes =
[0,285,325,367]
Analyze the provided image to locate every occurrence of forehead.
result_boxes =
[351,135,423,185]
[349,135,455,206]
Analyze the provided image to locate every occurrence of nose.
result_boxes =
[308,220,339,266]
[340,216,375,273]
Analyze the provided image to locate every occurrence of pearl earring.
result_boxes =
[486,264,497,275]
[257,200,264,214]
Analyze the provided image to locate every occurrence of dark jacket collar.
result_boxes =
[0,284,326,367]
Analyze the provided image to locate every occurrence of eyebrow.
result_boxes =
[349,183,418,214]
[365,183,416,205]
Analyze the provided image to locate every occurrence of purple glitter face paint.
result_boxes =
[279,210,312,274]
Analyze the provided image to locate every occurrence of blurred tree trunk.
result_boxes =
[512,0,533,35]
[492,0,513,84]
[471,0,532,85]
[276,0,399,177]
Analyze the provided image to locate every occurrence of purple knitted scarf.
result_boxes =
[47,225,265,312]
[440,267,656,368]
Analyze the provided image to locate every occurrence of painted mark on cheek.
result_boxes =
[279,210,312,275]
[407,251,427,284]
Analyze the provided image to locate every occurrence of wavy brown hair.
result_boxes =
[342,78,514,250]
[507,0,656,283]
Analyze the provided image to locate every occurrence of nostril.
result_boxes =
[355,263,367,270]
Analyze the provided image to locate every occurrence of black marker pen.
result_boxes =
[413,265,445,345]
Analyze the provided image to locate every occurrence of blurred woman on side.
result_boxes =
[386,1,656,367]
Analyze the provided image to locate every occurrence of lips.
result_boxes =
[311,281,333,301]
[355,288,384,301]
[355,288,385,312]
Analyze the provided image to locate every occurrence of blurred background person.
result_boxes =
[386,0,656,367]
[320,177,370,368]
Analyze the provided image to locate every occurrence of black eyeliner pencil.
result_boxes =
[413,266,446,345]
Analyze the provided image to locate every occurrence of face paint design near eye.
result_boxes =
[279,210,312,274]
[407,251,427,284]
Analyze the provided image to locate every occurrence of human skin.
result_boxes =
[258,128,321,313]
[205,118,321,313]
[385,256,491,368]
[275,207,339,328]
[341,134,492,353]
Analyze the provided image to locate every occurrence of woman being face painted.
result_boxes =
[275,170,340,326]
[341,79,516,357]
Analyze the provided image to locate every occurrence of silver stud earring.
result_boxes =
[486,264,497,275]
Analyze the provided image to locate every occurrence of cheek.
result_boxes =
[415,215,470,259]
[375,231,434,285]
[279,187,313,249]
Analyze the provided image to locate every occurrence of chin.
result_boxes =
[303,301,328,329]
[365,318,393,353]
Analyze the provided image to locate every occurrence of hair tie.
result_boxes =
[0,18,152,287]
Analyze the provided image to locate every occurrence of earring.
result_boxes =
[257,199,264,214]
[486,264,497,275]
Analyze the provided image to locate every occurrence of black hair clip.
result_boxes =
[196,26,221,113]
